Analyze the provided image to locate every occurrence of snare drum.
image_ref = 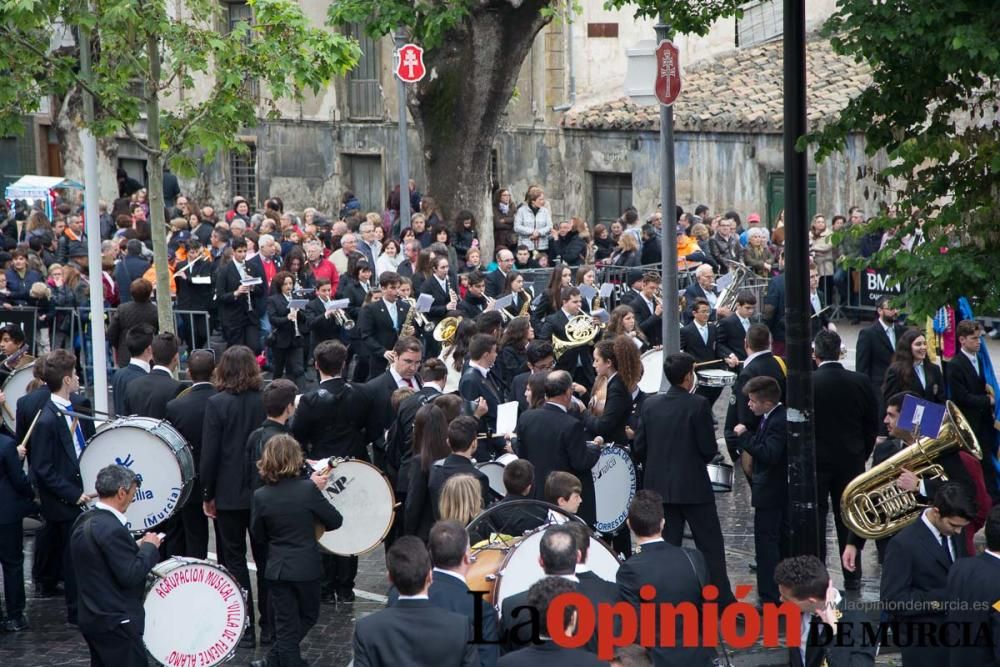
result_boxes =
[696,369,737,387]
[591,446,636,534]
[79,417,194,532]
[707,462,734,492]
[476,453,519,498]
[1,362,34,433]
[638,349,663,394]
[144,557,248,667]
[317,459,396,556]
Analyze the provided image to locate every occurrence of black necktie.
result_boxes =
[940,534,952,563]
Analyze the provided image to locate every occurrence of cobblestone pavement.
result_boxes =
[1,323,985,666]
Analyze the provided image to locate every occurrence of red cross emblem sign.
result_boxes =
[654,40,681,106]
[395,43,426,83]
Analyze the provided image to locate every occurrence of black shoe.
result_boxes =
[338,589,356,603]
[239,631,256,649]
[5,616,27,632]
[37,584,64,597]
[321,591,337,605]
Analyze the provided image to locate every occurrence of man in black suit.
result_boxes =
[303,279,345,356]
[618,272,662,346]
[164,350,215,559]
[69,465,161,667]
[616,490,717,667]
[459,334,508,460]
[249,435,343,667]
[855,296,905,411]
[0,426,34,632]
[292,340,372,603]
[774,555,877,667]
[122,332,183,419]
[723,323,786,470]
[881,483,976,667]
[359,271,415,380]
[458,271,491,320]
[715,290,756,361]
[29,349,96,624]
[634,352,735,606]
[515,370,603,526]
[363,336,424,472]
[429,417,491,516]
[389,521,499,667]
[215,237,266,352]
[811,330,879,590]
[945,504,1000,667]
[681,298,739,408]
[352,536,478,666]
[485,459,548,538]
[498,576,604,667]
[111,324,154,417]
[499,523,616,655]
[540,287,596,390]
[386,358,448,493]
[682,264,728,324]
[739,375,789,606]
[418,255,458,358]
[173,239,214,352]
[510,341,555,414]
[485,249,514,298]
[947,319,1000,503]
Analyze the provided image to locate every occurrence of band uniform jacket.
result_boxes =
[458,365,508,437]
[17,386,91,447]
[856,320,907,389]
[682,283,721,324]
[418,274,453,322]
[359,298,411,369]
[485,269,507,299]
[812,362,879,466]
[541,310,596,388]
[385,386,442,493]
[723,351,786,458]
[0,433,35,523]
[215,259,266,326]
[265,293,307,349]
[793,598,877,667]
[364,370,420,458]
[173,254,214,312]
[69,508,160,634]
[428,453,491,518]
[510,371,531,415]
[200,389,266,510]
[619,290,662,346]
[581,373,633,446]
[111,363,147,417]
[515,403,601,525]
[292,378,371,461]
[679,321,721,363]
[250,477,343,581]
[617,541,716,667]
[741,404,788,509]
[635,386,717,505]
[457,294,488,321]
[946,353,995,449]
[122,367,183,420]
[882,360,945,406]
[165,383,217,507]
[498,642,604,667]
[334,276,368,343]
[303,297,345,351]
[715,313,750,361]
[945,552,1000,667]
[29,400,96,522]
[352,598,478,667]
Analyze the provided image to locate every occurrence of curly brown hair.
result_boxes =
[213,345,263,394]
[256,434,304,485]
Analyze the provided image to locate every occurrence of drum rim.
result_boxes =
[317,459,397,556]
[592,445,637,533]
[1,363,34,429]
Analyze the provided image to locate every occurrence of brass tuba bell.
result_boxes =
[552,314,603,360]
[433,316,462,345]
[840,401,982,541]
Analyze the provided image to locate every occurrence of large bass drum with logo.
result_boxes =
[1,362,34,433]
[143,557,248,666]
[315,459,397,556]
[79,417,194,533]
[591,445,636,534]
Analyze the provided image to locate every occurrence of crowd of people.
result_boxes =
[0,180,997,667]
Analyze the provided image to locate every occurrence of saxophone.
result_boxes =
[403,298,435,332]
[399,299,416,336]
[518,290,532,318]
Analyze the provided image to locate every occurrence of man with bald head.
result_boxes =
[332,233,358,275]
[486,248,514,298]
[683,264,727,324]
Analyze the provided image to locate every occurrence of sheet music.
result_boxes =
[416,293,435,313]
[325,298,350,311]
[288,299,309,310]
[496,401,519,436]
[577,284,597,302]
[599,283,614,298]
[493,294,514,310]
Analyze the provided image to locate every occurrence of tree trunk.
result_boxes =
[145,35,175,334]
[408,1,551,265]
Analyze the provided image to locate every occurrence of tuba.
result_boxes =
[433,316,462,345]
[552,314,602,360]
[840,401,982,540]
[716,260,752,314]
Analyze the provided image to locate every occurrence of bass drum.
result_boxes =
[144,557,248,666]
[79,417,194,533]
[592,446,636,534]
[638,349,663,394]
[476,453,519,498]
[317,459,396,556]
[1,362,34,433]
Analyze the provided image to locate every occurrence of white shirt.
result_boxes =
[469,361,491,379]
[397,594,430,601]
[385,299,398,327]
[739,316,751,332]
[637,537,665,551]
[51,394,83,458]
[544,401,567,413]
[129,358,150,373]
[95,501,129,527]
[810,292,822,314]
[883,322,897,349]
[800,588,843,666]
[432,568,466,585]
[961,349,980,376]
[914,362,926,388]
[920,508,954,561]
[695,321,710,344]
[152,364,172,375]
[702,287,718,309]
[234,261,248,280]
[744,349,771,366]
[436,276,449,293]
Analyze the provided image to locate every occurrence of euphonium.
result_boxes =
[717,260,752,313]
[840,401,982,540]
[552,314,602,360]
[433,316,462,344]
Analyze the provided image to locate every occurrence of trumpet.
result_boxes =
[403,298,434,332]
[331,307,355,330]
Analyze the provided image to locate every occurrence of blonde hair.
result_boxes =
[29,282,51,300]
[438,474,482,525]
[256,434,304,485]
[618,233,639,253]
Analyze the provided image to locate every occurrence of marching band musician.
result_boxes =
[418,255,459,358]
[715,290,757,362]
[172,238,214,352]
[364,336,424,473]
[530,263,572,333]
[428,417,492,517]
[265,271,309,389]
[540,286,597,391]
[458,334,509,462]
[0,324,33,385]
[456,271,490,320]
[882,329,946,405]
[110,324,154,418]
[302,279,344,356]
[510,340,555,414]
[619,272,663,347]
[495,317,532,389]
[215,237,266,353]
[604,305,651,353]
[680,298,739,409]
[499,271,531,322]
[683,264,729,324]
[122,332,183,420]
[583,337,641,447]
[292,340,373,604]
[336,257,374,382]
[359,271,414,380]
[485,249,515,298]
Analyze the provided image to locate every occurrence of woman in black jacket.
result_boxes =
[335,257,373,381]
[266,271,308,388]
[403,403,451,542]
[582,337,642,445]
[882,329,945,405]
[496,316,532,387]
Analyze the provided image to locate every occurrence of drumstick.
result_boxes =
[18,409,42,453]
[693,359,727,368]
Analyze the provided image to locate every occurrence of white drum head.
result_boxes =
[2,363,34,433]
[476,453,518,497]
[638,350,663,394]
[494,528,620,610]
[144,558,247,666]
[318,460,396,556]
[591,447,636,534]
[80,426,187,532]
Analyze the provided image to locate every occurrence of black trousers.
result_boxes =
[348,341,369,382]
[321,553,357,596]
[215,509,269,632]
[266,579,321,667]
[38,518,78,622]
[179,499,209,559]
[663,502,735,605]
[754,506,789,605]
[223,321,261,354]
[816,459,865,583]
[271,345,305,388]
[0,521,25,618]
[83,623,148,667]
[696,384,724,411]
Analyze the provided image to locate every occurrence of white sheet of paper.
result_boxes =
[495,401,519,436]
[288,299,309,310]
[416,293,435,313]
[631,335,644,349]
[326,298,350,311]
[241,276,262,286]
[599,283,614,298]
[593,309,610,323]
[577,284,597,302]
[493,294,514,310]
[191,275,211,285]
